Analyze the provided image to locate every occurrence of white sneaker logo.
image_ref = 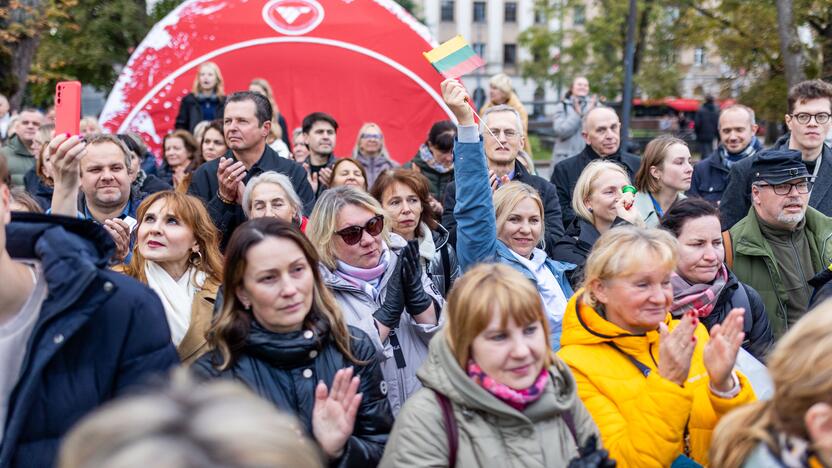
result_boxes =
[276,6,311,24]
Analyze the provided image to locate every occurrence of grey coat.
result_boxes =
[551,99,587,165]
[321,233,444,415]
[380,334,601,468]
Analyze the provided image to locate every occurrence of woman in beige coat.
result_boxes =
[380,264,608,467]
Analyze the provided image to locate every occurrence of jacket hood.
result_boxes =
[418,331,580,419]
[430,223,450,251]
[561,288,670,355]
[7,212,115,266]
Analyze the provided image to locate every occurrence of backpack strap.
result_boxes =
[722,230,734,270]
[434,391,458,468]
[441,242,452,294]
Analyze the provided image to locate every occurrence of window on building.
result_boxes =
[473,1,486,22]
[573,5,586,25]
[503,44,517,66]
[473,42,486,58]
[504,2,517,22]
[440,0,454,22]
[694,47,705,66]
[534,9,546,24]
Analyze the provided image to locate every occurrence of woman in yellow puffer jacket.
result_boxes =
[558,226,756,467]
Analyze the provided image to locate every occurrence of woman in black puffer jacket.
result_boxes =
[193,218,392,467]
[371,168,460,297]
[661,198,774,360]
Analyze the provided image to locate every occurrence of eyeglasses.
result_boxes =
[334,214,384,245]
[790,112,831,125]
[757,181,813,195]
[361,133,383,140]
[486,128,520,139]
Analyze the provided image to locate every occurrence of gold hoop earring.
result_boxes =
[190,250,203,267]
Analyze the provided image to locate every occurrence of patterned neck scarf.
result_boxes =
[719,136,761,168]
[467,360,549,411]
[418,144,453,173]
[669,264,729,318]
[335,248,391,300]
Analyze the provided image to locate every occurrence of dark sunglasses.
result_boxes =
[335,214,384,245]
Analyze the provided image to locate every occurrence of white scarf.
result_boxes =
[509,248,569,323]
[416,223,437,262]
[145,261,205,346]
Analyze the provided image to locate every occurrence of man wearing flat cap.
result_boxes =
[727,149,832,337]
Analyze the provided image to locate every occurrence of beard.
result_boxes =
[777,210,806,226]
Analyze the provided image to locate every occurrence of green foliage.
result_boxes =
[517,0,561,89]
[27,0,150,106]
[150,0,182,23]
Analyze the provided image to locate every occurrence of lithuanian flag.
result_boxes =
[423,35,485,79]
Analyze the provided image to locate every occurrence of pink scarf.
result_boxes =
[670,264,729,318]
[467,360,549,411]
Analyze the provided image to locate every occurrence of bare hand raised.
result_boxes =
[217,157,246,204]
[441,79,475,126]
[49,134,87,187]
[704,308,745,392]
[103,218,131,263]
[312,367,362,459]
[658,312,698,386]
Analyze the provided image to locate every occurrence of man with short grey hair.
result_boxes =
[442,104,565,256]
[688,104,762,204]
[550,106,640,227]
[1,108,42,187]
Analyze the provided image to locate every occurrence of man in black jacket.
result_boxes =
[694,95,720,157]
[442,104,564,257]
[0,156,179,468]
[188,91,314,244]
[688,105,761,205]
[550,106,640,227]
[719,79,832,229]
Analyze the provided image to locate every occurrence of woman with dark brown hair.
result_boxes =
[193,217,392,467]
[159,130,201,191]
[121,191,223,364]
[371,168,460,297]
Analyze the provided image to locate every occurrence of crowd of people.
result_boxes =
[1,60,832,468]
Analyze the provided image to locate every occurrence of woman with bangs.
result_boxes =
[193,218,392,466]
[176,62,226,134]
[121,191,223,364]
[308,186,442,416]
[441,79,575,350]
[558,226,755,467]
[381,263,608,467]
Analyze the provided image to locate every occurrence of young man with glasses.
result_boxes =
[726,149,832,338]
[442,104,566,257]
[720,79,832,229]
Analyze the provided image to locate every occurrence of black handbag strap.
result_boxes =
[441,242,452,294]
[434,391,458,468]
[605,342,651,377]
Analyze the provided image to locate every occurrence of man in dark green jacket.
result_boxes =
[1,109,42,186]
[728,149,832,337]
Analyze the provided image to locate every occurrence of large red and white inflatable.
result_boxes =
[100,0,453,162]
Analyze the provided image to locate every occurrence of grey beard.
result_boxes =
[777,210,805,226]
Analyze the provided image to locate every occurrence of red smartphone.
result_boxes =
[54,81,82,136]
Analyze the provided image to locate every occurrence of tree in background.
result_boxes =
[0,0,49,109]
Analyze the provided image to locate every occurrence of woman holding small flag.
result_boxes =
[441,78,575,351]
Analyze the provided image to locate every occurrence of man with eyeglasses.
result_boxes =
[727,150,832,337]
[441,103,565,256]
[720,79,832,229]
[1,108,43,187]
[550,106,641,227]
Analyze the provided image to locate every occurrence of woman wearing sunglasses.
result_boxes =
[308,186,443,416]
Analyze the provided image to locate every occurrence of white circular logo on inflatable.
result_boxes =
[262,0,325,36]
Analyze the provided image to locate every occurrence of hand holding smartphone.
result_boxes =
[55,81,82,136]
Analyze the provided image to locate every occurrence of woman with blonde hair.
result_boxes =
[559,226,756,467]
[308,186,442,415]
[382,263,610,467]
[250,78,290,156]
[552,159,641,284]
[121,191,223,364]
[632,135,694,227]
[352,122,397,187]
[58,369,324,468]
[194,218,393,465]
[480,73,532,156]
[176,62,226,133]
[710,302,832,467]
[443,79,575,350]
